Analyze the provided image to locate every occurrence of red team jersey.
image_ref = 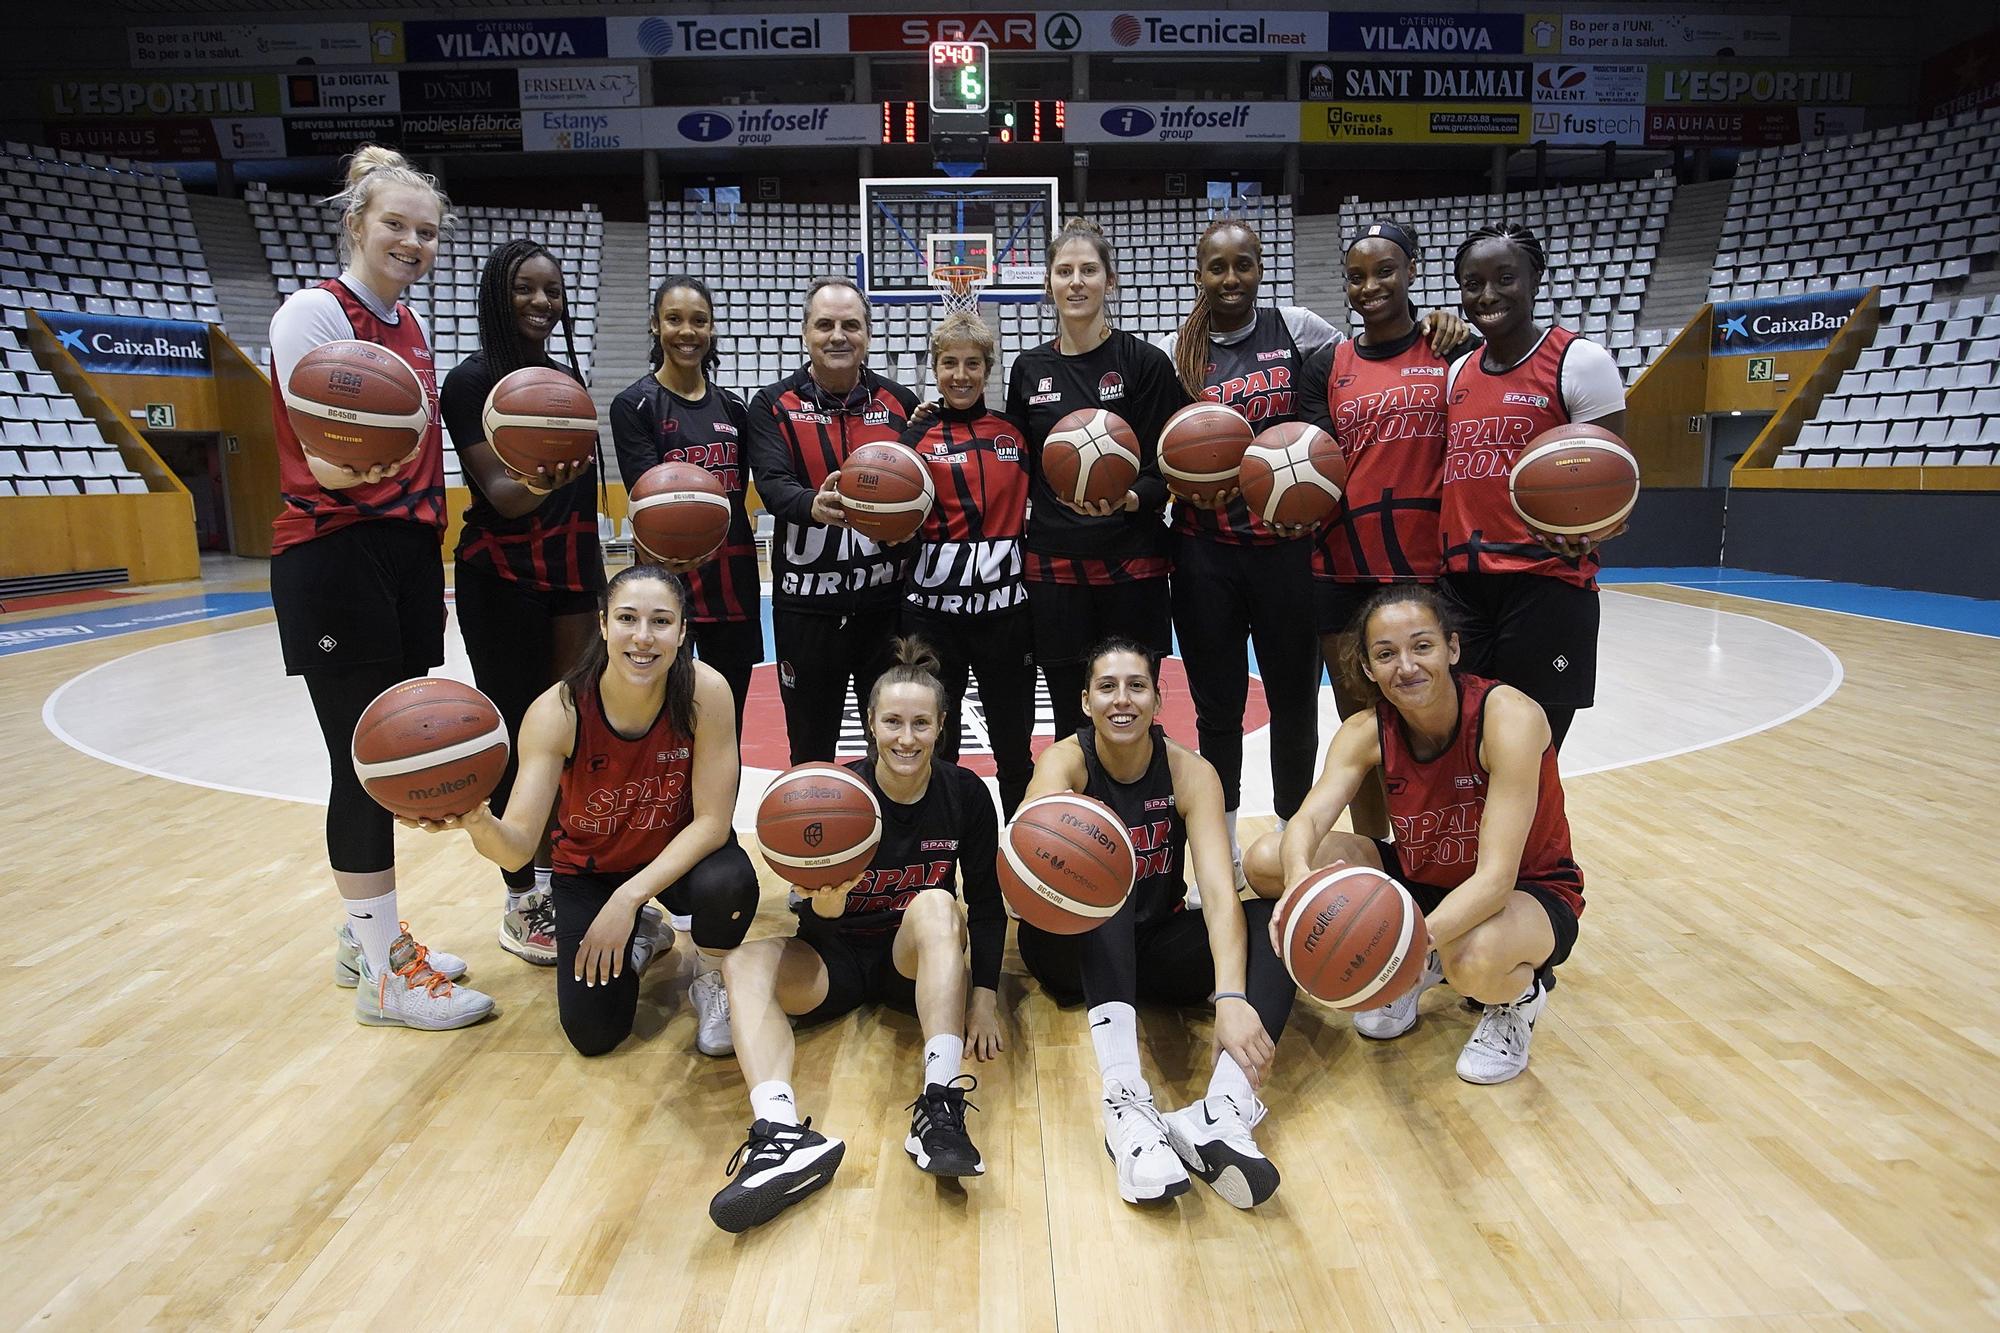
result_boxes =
[902,404,1030,616]
[1376,673,1584,915]
[268,280,445,555]
[1314,331,1456,582]
[551,685,696,877]
[1442,326,1596,588]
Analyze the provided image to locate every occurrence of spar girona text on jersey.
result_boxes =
[550,683,695,877]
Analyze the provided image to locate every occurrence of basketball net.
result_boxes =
[932,264,989,320]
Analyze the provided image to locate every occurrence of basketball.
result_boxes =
[284,340,429,471]
[628,461,732,566]
[481,366,598,476]
[1278,864,1429,1010]
[1240,422,1348,528]
[1042,409,1141,507]
[350,678,510,823]
[837,441,935,544]
[1509,424,1641,538]
[754,762,883,888]
[1159,401,1253,505]
[996,793,1136,934]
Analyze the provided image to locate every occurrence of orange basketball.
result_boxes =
[1509,424,1640,538]
[837,441,934,544]
[1159,402,1252,506]
[351,678,510,822]
[997,793,1136,934]
[1042,409,1141,507]
[1240,422,1348,528]
[285,340,428,471]
[629,462,732,566]
[482,366,598,475]
[1278,864,1428,1010]
[754,763,883,888]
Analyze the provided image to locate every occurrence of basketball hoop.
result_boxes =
[931,263,989,319]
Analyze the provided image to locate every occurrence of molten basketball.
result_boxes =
[482,366,598,476]
[1509,424,1641,538]
[1279,864,1428,1010]
[1159,402,1252,506]
[1240,422,1348,528]
[1042,409,1141,507]
[755,763,883,888]
[997,793,1136,935]
[837,441,934,544]
[351,678,509,822]
[628,462,732,566]
[285,340,429,471]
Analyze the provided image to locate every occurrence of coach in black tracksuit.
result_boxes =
[747,277,918,764]
[1006,218,1191,740]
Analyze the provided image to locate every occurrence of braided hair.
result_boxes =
[1452,224,1549,283]
[1172,217,1262,398]
[476,238,582,380]
[648,274,722,375]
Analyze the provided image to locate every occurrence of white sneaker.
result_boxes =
[353,933,496,1031]
[1352,949,1444,1040]
[689,965,733,1056]
[630,905,672,975]
[1101,1077,1190,1204]
[1162,1092,1279,1208]
[1456,978,1547,1085]
[334,922,465,989]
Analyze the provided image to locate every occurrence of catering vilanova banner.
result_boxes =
[42,311,212,377]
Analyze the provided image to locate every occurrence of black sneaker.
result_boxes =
[904,1075,984,1177]
[707,1118,846,1233]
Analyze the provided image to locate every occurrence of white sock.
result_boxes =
[670,912,693,933]
[1088,1001,1142,1089]
[345,891,400,974]
[749,1079,800,1127]
[1205,1048,1256,1105]
[923,1033,964,1089]
[505,885,533,914]
[696,947,725,979]
[1225,809,1241,862]
[534,866,552,892]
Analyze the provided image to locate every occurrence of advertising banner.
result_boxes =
[401,18,606,63]
[128,23,375,69]
[43,312,211,378]
[282,72,399,115]
[1650,64,1865,106]
[521,106,879,152]
[284,114,398,157]
[607,14,847,58]
[1302,101,1529,144]
[1644,105,1861,147]
[1529,103,1646,145]
[1711,289,1869,356]
[1531,62,1646,105]
[43,77,281,119]
[1920,27,2000,119]
[399,112,523,154]
[518,66,642,109]
[521,109,647,153]
[1077,10,1324,52]
[1069,102,1297,144]
[42,119,219,160]
[1525,12,1790,58]
[848,13,1041,52]
[1303,62,1528,102]
[216,117,286,159]
[400,69,518,113]
[1327,12,1522,55]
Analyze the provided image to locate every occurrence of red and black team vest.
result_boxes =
[550,684,696,877]
[1376,673,1584,915]
[1442,326,1595,588]
[902,404,1029,616]
[610,376,758,624]
[1176,308,1302,547]
[268,279,445,555]
[1315,329,1453,583]
[1077,724,1187,924]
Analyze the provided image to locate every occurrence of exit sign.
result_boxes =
[1747,356,1775,383]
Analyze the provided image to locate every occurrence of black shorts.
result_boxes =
[791,912,916,1027]
[271,519,445,676]
[1314,578,1432,638]
[1371,838,1578,970]
[1440,571,1599,710]
[1025,576,1171,665]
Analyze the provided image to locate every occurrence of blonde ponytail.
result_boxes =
[326,144,455,258]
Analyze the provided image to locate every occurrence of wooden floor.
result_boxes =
[3,574,1998,1331]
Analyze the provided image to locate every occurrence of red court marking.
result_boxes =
[739,655,1271,776]
[0,589,131,613]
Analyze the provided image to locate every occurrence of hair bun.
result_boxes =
[1059,216,1105,239]
[891,634,942,676]
[345,144,412,190]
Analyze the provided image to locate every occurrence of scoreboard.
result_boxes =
[882,101,1065,145]
[929,41,989,115]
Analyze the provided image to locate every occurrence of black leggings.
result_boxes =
[302,653,435,875]
[902,604,1037,817]
[454,560,597,889]
[691,617,763,741]
[551,836,760,1057]
[1169,535,1321,818]
[1026,577,1173,741]
[772,605,901,764]
[1018,897,1295,1046]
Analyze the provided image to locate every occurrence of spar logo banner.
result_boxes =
[1711,288,1869,356]
[1304,61,1529,102]
[848,13,1041,51]
[1328,12,1523,54]
[43,311,211,378]
[1071,102,1297,143]
[1303,102,1528,144]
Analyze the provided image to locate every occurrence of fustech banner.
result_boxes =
[43,311,211,378]
[1710,288,1870,356]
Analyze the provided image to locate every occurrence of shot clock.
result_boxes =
[930,41,990,115]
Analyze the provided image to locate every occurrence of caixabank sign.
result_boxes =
[43,311,211,378]
[1711,288,1869,356]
